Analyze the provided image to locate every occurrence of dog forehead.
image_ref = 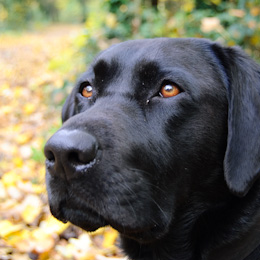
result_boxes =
[93,38,213,74]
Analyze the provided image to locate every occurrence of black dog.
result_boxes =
[44,38,260,260]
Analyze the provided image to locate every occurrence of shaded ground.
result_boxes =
[0,25,125,260]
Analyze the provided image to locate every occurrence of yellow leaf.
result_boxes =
[13,124,22,132]
[57,233,94,259]
[89,226,106,236]
[32,183,45,194]
[14,86,23,98]
[13,157,24,168]
[106,13,117,29]
[69,233,92,251]
[6,229,30,248]
[30,229,55,253]
[2,171,22,187]
[23,103,36,115]
[56,243,75,258]
[0,82,10,95]
[37,251,50,260]
[38,165,46,179]
[21,204,42,224]
[1,105,12,115]
[20,194,43,223]
[15,133,33,145]
[0,220,23,237]
[39,216,70,235]
[7,185,23,200]
[102,228,118,248]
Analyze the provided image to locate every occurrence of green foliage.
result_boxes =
[82,0,260,61]
[31,147,45,163]
[0,0,87,30]
[1,0,259,60]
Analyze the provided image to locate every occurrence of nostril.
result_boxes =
[45,149,55,162]
[68,151,81,165]
[68,144,97,166]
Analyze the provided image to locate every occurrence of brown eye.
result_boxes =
[160,83,181,98]
[81,85,93,98]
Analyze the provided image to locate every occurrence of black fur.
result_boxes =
[44,38,260,260]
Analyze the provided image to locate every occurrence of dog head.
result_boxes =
[44,38,260,243]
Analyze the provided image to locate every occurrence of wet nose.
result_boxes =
[44,129,98,180]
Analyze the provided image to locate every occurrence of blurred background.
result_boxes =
[0,0,259,259]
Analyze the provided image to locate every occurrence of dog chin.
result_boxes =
[50,204,108,232]
[50,202,168,244]
[113,223,168,244]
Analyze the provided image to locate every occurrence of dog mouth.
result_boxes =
[50,198,167,243]
[50,200,108,232]
[46,164,171,243]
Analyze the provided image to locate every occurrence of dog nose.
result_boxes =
[44,129,98,180]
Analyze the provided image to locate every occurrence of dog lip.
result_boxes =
[52,197,162,239]
[52,201,108,232]
[49,193,168,243]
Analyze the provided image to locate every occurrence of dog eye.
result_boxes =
[81,84,93,98]
[159,83,181,98]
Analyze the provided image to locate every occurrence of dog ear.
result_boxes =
[62,93,76,123]
[222,46,260,196]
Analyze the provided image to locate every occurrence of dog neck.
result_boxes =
[121,189,260,260]
[244,243,260,260]
[121,212,260,260]
[206,215,260,260]
[204,186,260,260]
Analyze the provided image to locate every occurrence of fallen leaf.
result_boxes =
[2,170,22,187]
[6,229,31,249]
[15,133,33,145]
[102,228,118,249]
[23,103,36,115]
[0,220,24,237]
[69,233,92,251]
[29,229,56,253]
[39,216,70,235]
[6,185,24,200]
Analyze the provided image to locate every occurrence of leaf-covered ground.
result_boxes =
[0,25,125,260]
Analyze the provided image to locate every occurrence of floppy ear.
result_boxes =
[223,46,260,196]
[62,93,76,123]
